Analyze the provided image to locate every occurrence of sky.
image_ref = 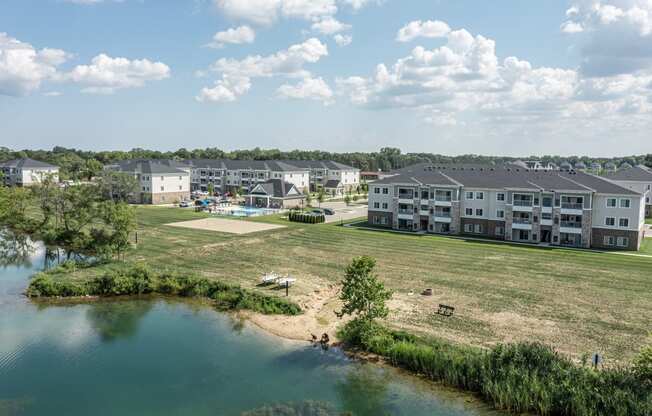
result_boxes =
[1,0,651,156]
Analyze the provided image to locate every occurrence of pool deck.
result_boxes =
[166,218,286,235]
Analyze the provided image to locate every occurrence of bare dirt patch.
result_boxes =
[166,218,286,235]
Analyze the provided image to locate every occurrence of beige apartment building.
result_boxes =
[105,160,190,204]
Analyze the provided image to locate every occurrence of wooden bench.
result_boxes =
[437,304,455,317]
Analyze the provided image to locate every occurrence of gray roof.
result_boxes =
[249,179,302,198]
[185,159,357,172]
[604,165,652,182]
[0,158,58,169]
[372,164,639,195]
[324,179,342,188]
[109,160,189,175]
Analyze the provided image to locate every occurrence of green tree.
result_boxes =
[96,171,139,202]
[633,340,652,384]
[338,256,391,321]
[305,190,312,207]
[207,182,215,196]
[317,189,325,208]
[84,159,104,181]
[344,194,352,206]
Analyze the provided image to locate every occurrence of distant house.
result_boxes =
[559,161,573,171]
[105,160,191,205]
[245,179,306,209]
[0,158,59,187]
[590,162,602,171]
[574,161,587,170]
[604,162,617,172]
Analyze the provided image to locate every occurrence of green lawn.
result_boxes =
[70,206,652,362]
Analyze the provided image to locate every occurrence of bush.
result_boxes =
[338,318,651,416]
[288,211,325,224]
[26,273,87,297]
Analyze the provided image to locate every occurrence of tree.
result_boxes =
[305,190,312,207]
[645,154,652,169]
[344,194,352,206]
[633,340,652,384]
[84,159,104,181]
[207,182,215,196]
[96,171,139,202]
[338,256,391,321]
[317,189,325,208]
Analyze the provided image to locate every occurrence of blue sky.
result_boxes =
[1,0,651,156]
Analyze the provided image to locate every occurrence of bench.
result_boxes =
[437,304,455,317]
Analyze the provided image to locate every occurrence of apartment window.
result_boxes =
[179,176,183,180]
[534,197,540,206]
[620,198,631,208]
[605,217,615,226]
[619,218,629,227]
[373,202,380,209]
[374,187,380,194]
[373,216,380,225]
[160,176,164,181]
[606,198,617,208]
[464,224,474,233]
[617,237,629,248]
[542,213,552,220]
[465,191,474,200]
[604,236,615,246]
[496,210,505,218]
[474,224,483,233]
[160,186,164,191]
[533,216,538,223]
[142,186,146,191]
[475,208,483,216]
[179,186,182,190]
[475,192,484,200]
[648,184,651,190]
[542,197,552,207]
[496,193,505,201]
[382,188,389,194]
[382,203,388,209]
[465,208,473,216]
[496,226,505,236]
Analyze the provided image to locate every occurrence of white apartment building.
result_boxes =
[0,158,59,187]
[368,164,646,251]
[105,160,191,204]
[605,165,652,217]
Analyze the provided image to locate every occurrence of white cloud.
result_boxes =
[215,0,337,25]
[311,17,351,35]
[561,20,584,33]
[277,76,333,103]
[67,54,171,94]
[0,33,70,96]
[396,20,451,42]
[206,25,256,48]
[197,38,328,102]
[43,91,63,97]
[340,0,377,10]
[334,34,353,46]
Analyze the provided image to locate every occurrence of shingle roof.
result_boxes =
[324,179,342,188]
[0,158,58,169]
[604,165,652,182]
[185,159,358,172]
[109,160,189,175]
[249,179,302,198]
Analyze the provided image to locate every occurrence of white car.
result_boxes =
[179,201,190,208]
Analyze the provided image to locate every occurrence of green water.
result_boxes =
[0,244,498,416]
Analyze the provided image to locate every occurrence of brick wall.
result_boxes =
[368,210,394,228]
[591,227,641,251]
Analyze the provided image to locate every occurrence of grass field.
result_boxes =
[66,206,652,362]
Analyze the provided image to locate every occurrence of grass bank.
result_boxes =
[339,319,651,416]
[26,261,301,316]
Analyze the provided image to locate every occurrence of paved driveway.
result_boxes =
[646,224,652,238]
[317,201,368,223]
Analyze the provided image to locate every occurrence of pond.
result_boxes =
[0,240,500,416]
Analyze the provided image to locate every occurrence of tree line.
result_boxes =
[2,146,651,181]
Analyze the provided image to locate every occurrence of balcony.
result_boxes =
[434,216,452,223]
[513,199,533,212]
[561,203,583,210]
[512,217,532,230]
[560,221,582,228]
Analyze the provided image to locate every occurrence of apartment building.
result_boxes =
[604,165,652,217]
[0,158,59,187]
[185,159,359,195]
[105,160,191,204]
[368,164,646,251]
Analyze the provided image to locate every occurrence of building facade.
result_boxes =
[0,158,59,187]
[105,160,191,204]
[185,159,359,196]
[368,164,646,251]
[605,165,652,217]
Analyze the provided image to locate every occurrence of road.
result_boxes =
[317,201,368,223]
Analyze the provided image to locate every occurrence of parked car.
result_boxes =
[311,209,324,214]
[179,201,190,208]
[323,208,335,215]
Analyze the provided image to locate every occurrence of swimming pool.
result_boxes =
[214,206,280,217]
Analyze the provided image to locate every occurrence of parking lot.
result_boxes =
[317,201,368,223]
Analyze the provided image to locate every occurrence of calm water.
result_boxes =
[0,241,497,416]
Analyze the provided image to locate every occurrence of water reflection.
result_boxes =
[86,300,153,342]
[0,229,35,268]
[337,366,391,416]
[240,400,342,416]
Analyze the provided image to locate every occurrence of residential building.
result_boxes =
[105,160,191,204]
[368,164,646,251]
[0,158,59,187]
[605,165,652,217]
[185,159,360,196]
[244,179,306,209]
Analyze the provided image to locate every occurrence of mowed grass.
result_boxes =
[77,206,652,362]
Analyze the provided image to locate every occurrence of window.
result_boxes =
[619,218,629,227]
[496,210,505,218]
[465,192,474,200]
[606,198,617,208]
[382,188,389,194]
[475,192,484,200]
[542,213,552,220]
[179,186,182,190]
[179,176,182,180]
[374,187,380,194]
[464,224,474,233]
[373,202,380,209]
[475,208,483,216]
[620,198,631,208]
[160,176,164,181]
[617,237,629,248]
[496,193,505,201]
[373,216,380,224]
[605,217,615,226]
[496,226,505,236]
[604,236,615,246]
[465,208,473,216]
[142,186,146,191]
[474,224,483,233]
[382,203,388,209]
[542,197,552,207]
[160,186,164,191]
